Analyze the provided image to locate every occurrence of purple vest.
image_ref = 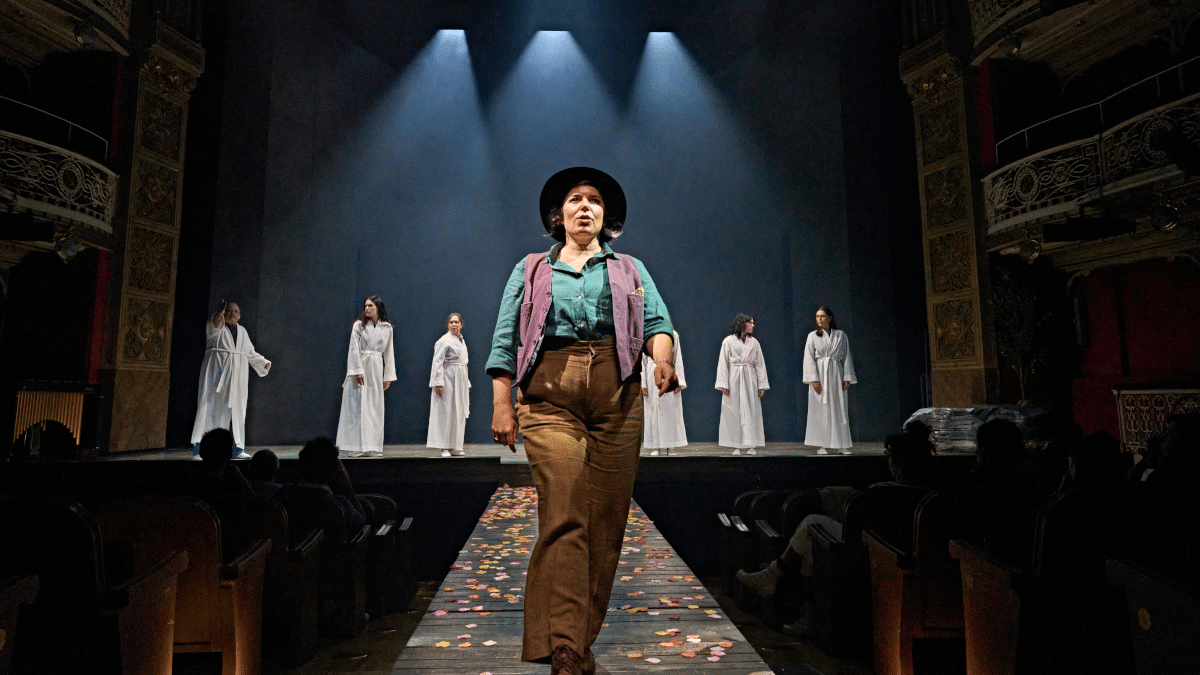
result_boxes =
[514,250,645,387]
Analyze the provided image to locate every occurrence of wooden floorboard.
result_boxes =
[391,486,775,674]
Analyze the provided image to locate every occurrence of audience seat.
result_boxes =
[0,576,38,675]
[203,495,323,667]
[358,493,415,616]
[1106,558,1200,675]
[96,496,271,675]
[0,494,187,675]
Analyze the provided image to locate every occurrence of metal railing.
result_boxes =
[0,96,109,164]
[995,55,1200,167]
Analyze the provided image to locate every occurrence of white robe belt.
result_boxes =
[205,346,250,397]
[815,356,848,424]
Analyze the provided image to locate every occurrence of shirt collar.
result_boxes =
[547,242,619,264]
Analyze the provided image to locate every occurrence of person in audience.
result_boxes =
[247,449,283,496]
[716,313,769,455]
[190,300,272,459]
[277,437,367,532]
[735,426,938,635]
[1057,431,1122,492]
[961,418,1051,496]
[184,428,253,497]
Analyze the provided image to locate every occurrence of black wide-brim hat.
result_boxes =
[539,166,627,236]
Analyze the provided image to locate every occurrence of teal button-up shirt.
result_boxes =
[486,243,672,377]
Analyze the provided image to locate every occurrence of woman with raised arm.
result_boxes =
[486,167,678,675]
[802,305,856,454]
[427,312,470,457]
[335,296,396,457]
[716,313,769,455]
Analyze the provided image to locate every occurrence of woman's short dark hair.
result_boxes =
[447,312,462,328]
[544,181,624,243]
[357,295,389,325]
[816,305,838,336]
[730,313,754,337]
[248,449,279,481]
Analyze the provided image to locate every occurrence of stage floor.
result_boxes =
[105,441,892,463]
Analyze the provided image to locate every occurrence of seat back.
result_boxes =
[1034,484,1135,587]
[842,485,930,562]
[95,496,222,647]
[732,490,766,523]
[910,486,997,632]
[0,576,39,675]
[780,489,823,542]
[748,490,792,532]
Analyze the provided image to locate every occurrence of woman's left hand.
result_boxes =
[654,362,680,395]
[435,385,443,397]
[383,381,391,391]
[758,389,765,398]
[842,380,850,391]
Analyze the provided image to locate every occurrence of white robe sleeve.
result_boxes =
[244,331,271,377]
[715,337,730,390]
[673,332,687,390]
[345,322,365,378]
[753,338,769,391]
[641,353,654,391]
[430,338,448,388]
[841,333,857,384]
[802,333,818,383]
[382,324,397,383]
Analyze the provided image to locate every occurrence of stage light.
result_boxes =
[1017,236,1041,264]
[1151,201,1179,232]
[1001,33,1022,57]
[74,21,97,47]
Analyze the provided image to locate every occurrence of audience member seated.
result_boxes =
[734,425,939,635]
[277,438,367,533]
[1057,430,1123,493]
[247,449,283,497]
[182,429,252,498]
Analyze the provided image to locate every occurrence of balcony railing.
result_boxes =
[85,0,133,40]
[995,56,1200,167]
[982,91,1200,234]
[0,96,109,165]
[969,0,1037,47]
[0,129,119,233]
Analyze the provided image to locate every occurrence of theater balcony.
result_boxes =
[0,0,131,66]
[0,98,119,257]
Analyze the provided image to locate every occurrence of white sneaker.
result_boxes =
[839,448,852,455]
[649,449,660,456]
[347,450,365,458]
[736,562,781,598]
[440,450,451,457]
[817,448,829,455]
[234,452,251,460]
[369,450,383,457]
[746,448,757,455]
[731,449,741,456]
[451,449,465,456]
[191,454,203,461]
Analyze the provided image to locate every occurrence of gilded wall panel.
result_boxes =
[139,91,184,162]
[919,98,962,166]
[924,165,969,227]
[933,298,978,361]
[122,297,170,362]
[928,230,974,294]
[133,160,178,226]
[128,226,174,293]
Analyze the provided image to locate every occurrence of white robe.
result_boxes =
[335,320,396,456]
[802,329,857,449]
[641,330,688,449]
[426,331,471,451]
[190,321,271,448]
[715,335,769,449]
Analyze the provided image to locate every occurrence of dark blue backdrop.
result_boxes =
[170,0,926,447]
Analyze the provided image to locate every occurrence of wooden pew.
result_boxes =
[810,484,929,656]
[0,494,187,675]
[1106,558,1200,675]
[864,486,996,675]
[0,576,38,675]
[96,496,271,675]
[274,486,370,637]
[203,495,323,667]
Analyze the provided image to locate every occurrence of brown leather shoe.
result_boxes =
[581,647,596,675]
[551,645,584,675]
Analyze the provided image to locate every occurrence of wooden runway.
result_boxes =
[393,486,775,674]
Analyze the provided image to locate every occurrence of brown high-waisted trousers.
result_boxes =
[517,340,643,662]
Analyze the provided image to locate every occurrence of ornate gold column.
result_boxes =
[107,20,204,452]
[902,34,997,406]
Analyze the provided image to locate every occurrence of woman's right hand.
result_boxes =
[356,374,365,386]
[720,387,729,396]
[492,405,519,452]
[435,386,443,398]
[812,381,822,395]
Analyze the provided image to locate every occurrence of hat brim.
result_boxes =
[539,167,626,236]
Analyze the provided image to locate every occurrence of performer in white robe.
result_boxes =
[427,313,471,457]
[191,301,271,459]
[802,306,857,453]
[335,296,396,457]
[642,329,688,455]
[716,314,769,455]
